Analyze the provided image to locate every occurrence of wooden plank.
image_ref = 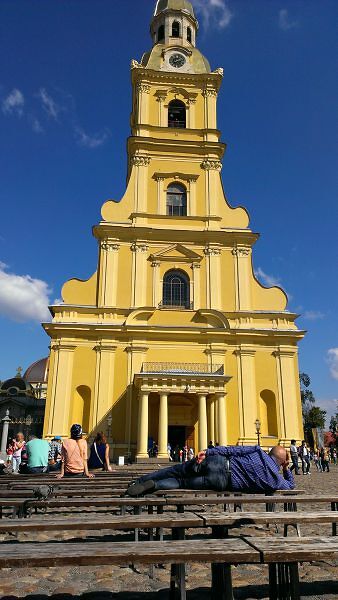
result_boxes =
[0,538,260,568]
[245,536,338,562]
[167,495,338,506]
[0,497,166,508]
[201,511,338,527]
[0,512,203,533]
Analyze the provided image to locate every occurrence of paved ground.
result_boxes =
[0,467,337,599]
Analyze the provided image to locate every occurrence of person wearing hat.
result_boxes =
[56,424,94,479]
[48,436,62,472]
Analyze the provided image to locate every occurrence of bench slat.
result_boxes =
[202,511,338,527]
[245,536,338,562]
[0,538,259,568]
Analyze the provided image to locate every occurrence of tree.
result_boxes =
[299,372,326,441]
[329,404,338,445]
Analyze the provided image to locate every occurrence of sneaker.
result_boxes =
[126,479,155,497]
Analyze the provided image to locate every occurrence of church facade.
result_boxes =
[43,0,304,459]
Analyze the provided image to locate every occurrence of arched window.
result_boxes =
[158,24,165,42]
[168,99,186,128]
[167,183,187,216]
[172,21,180,38]
[187,27,192,43]
[163,270,190,308]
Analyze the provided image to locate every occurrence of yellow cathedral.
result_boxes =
[43,0,304,460]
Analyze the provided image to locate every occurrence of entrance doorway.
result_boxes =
[168,426,195,453]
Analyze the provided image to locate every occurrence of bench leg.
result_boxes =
[211,564,233,600]
[331,501,337,536]
[269,562,300,600]
[170,528,186,600]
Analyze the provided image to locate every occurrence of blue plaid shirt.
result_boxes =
[206,445,294,493]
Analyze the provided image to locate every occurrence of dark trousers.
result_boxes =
[290,453,299,474]
[24,466,48,474]
[301,456,310,474]
[139,455,231,492]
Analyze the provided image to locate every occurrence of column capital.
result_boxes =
[234,347,256,357]
[232,246,251,257]
[273,349,296,358]
[131,155,151,167]
[151,260,161,268]
[202,88,218,98]
[204,245,221,256]
[100,240,120,252]
[94,344,118,353]
[137,83,151,94]
[50,343,76,353]
[131,242,149,253]
[201,159,222,171]
[125,345,149,354]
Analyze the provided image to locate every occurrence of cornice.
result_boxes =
[131,67,223,90]
[127,135,226,159]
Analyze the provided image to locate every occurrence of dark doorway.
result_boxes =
[168,425,186,450]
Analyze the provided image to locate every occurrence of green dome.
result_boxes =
[154,0,195,18]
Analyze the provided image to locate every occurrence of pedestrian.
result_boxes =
[167,443,173,461]
[88,432,112,471]
[24,434,49,474]
[179,448,183,463]
[320,447,330,472]
[48,435,62,472]
[126,445,294,496]
[56,424,94,479]
[313,450,322,472]
[7,432,25,473]
[208,440,214,449]
[298,440,311,475]
[188,447,194,461]
[289,439,300,475]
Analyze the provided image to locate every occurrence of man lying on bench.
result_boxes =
[126,445,294,496]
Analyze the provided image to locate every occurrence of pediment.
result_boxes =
[150,244,202,263]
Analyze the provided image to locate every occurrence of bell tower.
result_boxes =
[43,0,305,457]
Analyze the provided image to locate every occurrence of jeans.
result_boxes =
[290,454,299,475]
[25,466,48,474]
[12,456,21,473]
[301,456,310,474]
[138,455,231,492]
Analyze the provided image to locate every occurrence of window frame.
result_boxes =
[162,269,190,309]
[166,182,187,217]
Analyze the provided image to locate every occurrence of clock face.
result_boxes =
[169,53,186,69]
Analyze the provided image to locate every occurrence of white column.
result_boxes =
[235,348,257,444]
[98,240,119,307]
[232,246,253,311]
[46,344,75,437]
[1,410,11,454]
[191,262,201,310]
[208,397,215,444]
[216,392,227,446]
[93,344,117,427]
[131,243,148,307]
[131,155,150,213]
[158,392,168,458]
[198,393,208,451]
[155,176,165,214]
[152,261,161,307]
[137,391,149,458]
[137,83,150,125]
[274,349,303,443]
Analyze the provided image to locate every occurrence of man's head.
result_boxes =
[290,439,296,445]
[269,445,288,467]
[70,424,82,440]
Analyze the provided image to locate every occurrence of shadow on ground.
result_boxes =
[1,580,338,600]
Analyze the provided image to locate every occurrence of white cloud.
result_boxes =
[255,267,281,288]
[0,262,51,322]
[278,9,298,31]
[37,87,61,120]
[192,0,233,30]
[2,89,25,117]
[75,126,110,149]
[328,348,338,381]
[30,116,44,134]
[302,310,325,321]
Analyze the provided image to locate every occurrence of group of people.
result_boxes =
[289,439,336,475]
[4,425,112,477]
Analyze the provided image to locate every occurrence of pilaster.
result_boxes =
[201,159,222,216]
[93,343,117,428]
[125,345,149,453]
[98,240,119,307]
[235,347,258,444]
[45,343,76,438]
[273,348,303,444]
[232,246,253,311]
[131,155,151,213]
[131,242,149,308]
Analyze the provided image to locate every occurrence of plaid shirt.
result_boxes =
[206,445,294,493]
[48,440,62,462]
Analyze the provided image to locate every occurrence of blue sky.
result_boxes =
[0,0,337,422]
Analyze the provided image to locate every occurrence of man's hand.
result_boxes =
[87,473,95,479]
[196,451,206,464]
[282,450,290,471]
[55,474,63,480]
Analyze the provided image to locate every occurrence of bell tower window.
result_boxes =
[168,99,186,129]
[172,21,180,38]
[158,24,165,42]
[187,27,192,43]
[166,183,187,216]
[163,270,190,308]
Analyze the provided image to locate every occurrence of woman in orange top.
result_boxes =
[56,424,94,479]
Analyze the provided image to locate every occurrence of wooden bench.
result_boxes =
[0,537,259,600]
[0,497,166,519]
[245,536,338,600]
[201,511,338,537]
